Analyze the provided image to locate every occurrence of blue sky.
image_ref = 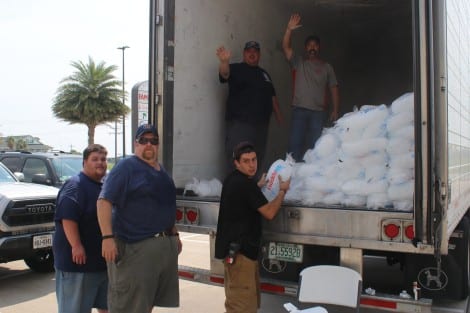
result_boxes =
[0,0,149,157]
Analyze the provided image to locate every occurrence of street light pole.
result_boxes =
[117,45,129,158]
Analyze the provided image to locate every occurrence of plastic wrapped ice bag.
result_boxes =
[262,154,295,201]
[184,177,222,197]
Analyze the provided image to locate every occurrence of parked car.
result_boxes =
[0,151,82,187]
[0,162,58,272]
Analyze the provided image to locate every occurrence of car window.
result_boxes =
[0,164,17,183]
[0,157,21,173]
[52,157,82,183]
[23,158,50,183]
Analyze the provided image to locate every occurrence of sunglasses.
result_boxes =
[137,137,159,145]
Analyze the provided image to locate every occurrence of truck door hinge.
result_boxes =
[440,75,446,91]
[155,15,163,25]
[436,179,448,203]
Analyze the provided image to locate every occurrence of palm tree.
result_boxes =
[52,57,129,145]
[7,137,15,150]
[16,139,28,151]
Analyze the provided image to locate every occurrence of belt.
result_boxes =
[154,231,177,237]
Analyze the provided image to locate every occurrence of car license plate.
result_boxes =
[33,234,52,249]
[268,242,303,263]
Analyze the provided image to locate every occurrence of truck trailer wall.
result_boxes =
[170,0,413,189]
[445,0,470,237]
[172,0,289,187]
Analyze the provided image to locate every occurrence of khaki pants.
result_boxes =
[223,253,260,313]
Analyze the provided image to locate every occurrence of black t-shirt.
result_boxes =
[219,62,276,124]
[214,170,268,260]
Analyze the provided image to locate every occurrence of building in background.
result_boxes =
[0,135,50,152]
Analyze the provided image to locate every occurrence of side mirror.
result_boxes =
[32,173,52,185]
[14,172,25,182]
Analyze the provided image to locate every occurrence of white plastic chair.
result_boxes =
[284,265,362,313]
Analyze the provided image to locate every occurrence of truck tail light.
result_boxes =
[185,207,199,225]
[383,223,400,239]
[404,224,414,240]
[176,207,184,224]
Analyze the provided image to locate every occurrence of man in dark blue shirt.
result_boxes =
[217,41,284,175]
[53,144,108,313]
[97,124,182,313]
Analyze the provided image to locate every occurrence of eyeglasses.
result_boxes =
[137,137,159,145]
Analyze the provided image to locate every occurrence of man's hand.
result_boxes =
[257,173,267,188]
[279,177,291,193]
[216,46,231,63]
[177,237,183,255]
[287,13,302,31]
[102,238,118,263]
[329,109,339,122]
[71,244,87,265]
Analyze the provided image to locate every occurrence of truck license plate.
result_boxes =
[268,242,303,263]
[33,234,52,249]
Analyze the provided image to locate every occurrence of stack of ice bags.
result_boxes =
[284,92,415,211]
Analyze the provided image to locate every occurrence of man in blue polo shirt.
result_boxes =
[53,144,109,313]
[97,124,182,313]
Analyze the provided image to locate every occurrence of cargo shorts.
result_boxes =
[107,235,180,313]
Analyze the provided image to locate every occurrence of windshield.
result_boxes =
[51,157,83,183]
[0,164,18,183]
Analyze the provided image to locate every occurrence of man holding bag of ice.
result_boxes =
[215,141,290,313]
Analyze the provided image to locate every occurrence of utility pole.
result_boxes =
[117,45,130,158]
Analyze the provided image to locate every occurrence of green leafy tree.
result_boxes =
[16,139,28,151]
[7,137,15,150]
[52,57,129,145]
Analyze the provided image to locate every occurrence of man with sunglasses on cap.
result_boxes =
[215,141,290,313]
[97,123,182,313]
[216,41,283,176]
[283,13,340,162]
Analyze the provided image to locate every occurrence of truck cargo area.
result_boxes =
[169,0,414,193]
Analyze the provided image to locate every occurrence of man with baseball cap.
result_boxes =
[216,40,284,177]
[97,123,182,313]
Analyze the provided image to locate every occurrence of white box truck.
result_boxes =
[137,0,470,311]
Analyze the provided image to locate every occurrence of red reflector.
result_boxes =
[260,282,285,294]
[405,225,414,239]
[210,276,224,284]
[178,270,195,279]
[186,210,198,223]
[176,209,183,221]
[384,224,400,238]
[361,298,397,309]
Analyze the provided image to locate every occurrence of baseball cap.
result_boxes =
[135,123,158,139]
[244,41,260,50]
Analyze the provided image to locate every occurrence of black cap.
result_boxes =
[135,124,158,139]
[244,41,260,50]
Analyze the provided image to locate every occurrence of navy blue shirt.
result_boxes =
[53,172,106,272]
[99,156,176,243]
[215,170,268,260]
[220,62,276,124]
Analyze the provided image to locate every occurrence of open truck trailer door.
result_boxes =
[143,0,470,311]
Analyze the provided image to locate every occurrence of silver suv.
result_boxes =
[0,162,58,272]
